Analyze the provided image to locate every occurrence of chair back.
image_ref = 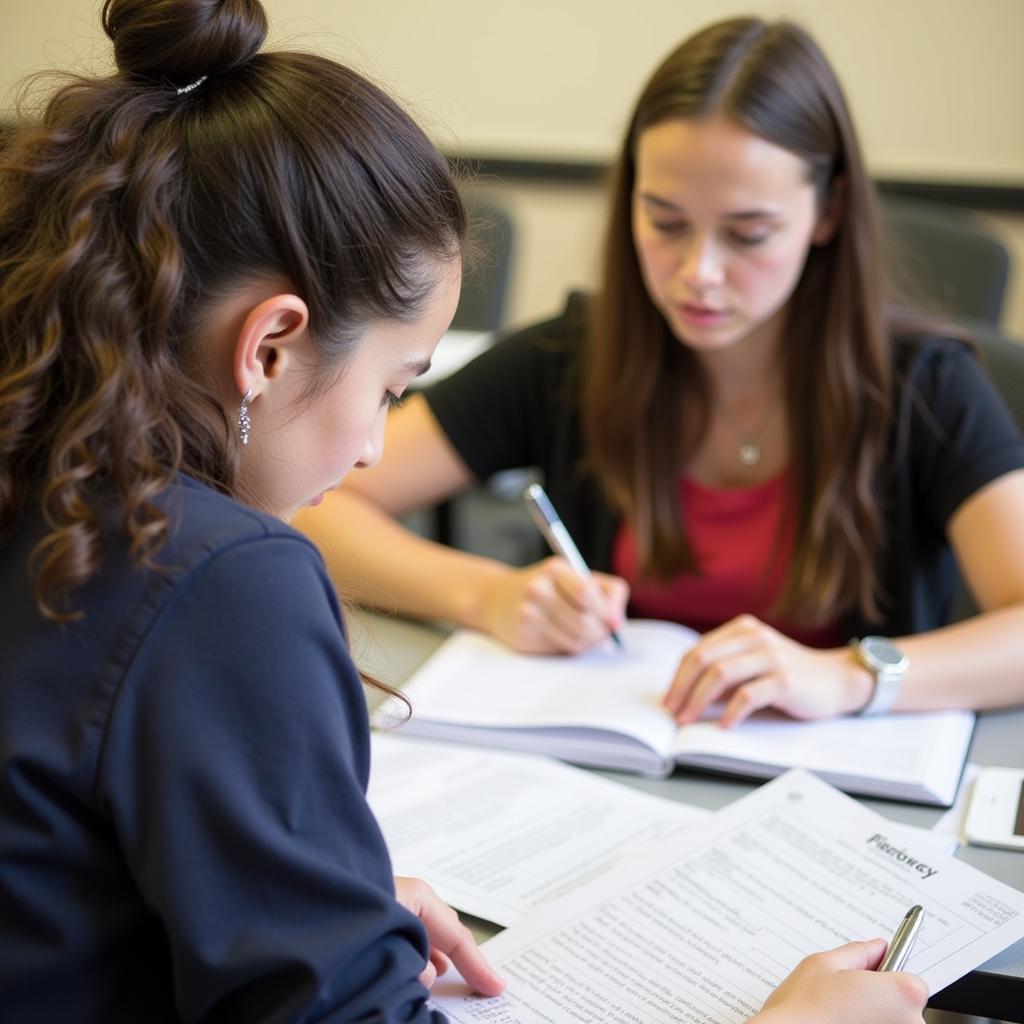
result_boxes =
[452,195,515,332]
[882,196,1010,325]
[976,328,1024,435]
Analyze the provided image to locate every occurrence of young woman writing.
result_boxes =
[297,17,1024,729]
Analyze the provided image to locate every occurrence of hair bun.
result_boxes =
[102,0,268,86]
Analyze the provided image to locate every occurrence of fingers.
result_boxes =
[532,577,602,647]
[719,675,785,727]
[761,940,928,1024]
[663,617,752,716]
[418,958,437,989]
[808,939,929,1008]
[663,616,776,722]
[548,563,622,632]
[528,560,626,653]
[594,573,630,627]
[395,878,505,997]
[429,947,452,978]
[483,558,630,655]
[829,940,928,1007]
[428,912,506,997]
[891,970,930,1010]
[816,937,887,971]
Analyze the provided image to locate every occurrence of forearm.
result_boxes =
[894,602,1024,711]
[294,488,513,629]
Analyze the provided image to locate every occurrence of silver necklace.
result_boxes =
[716,403,775,466]
[737,439,763,466]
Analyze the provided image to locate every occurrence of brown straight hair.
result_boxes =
[583,17,893,627]
[0,0,466,624]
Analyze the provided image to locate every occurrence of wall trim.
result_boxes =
[453,154,1024,212]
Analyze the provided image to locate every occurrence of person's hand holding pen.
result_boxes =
[471,485,629,655]
[750,937,928,1024]
[475,555,629,655]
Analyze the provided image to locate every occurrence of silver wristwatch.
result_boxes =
[852,636,909,716]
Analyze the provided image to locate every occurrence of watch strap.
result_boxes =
[858,662,903,716]
[853,637,909,716]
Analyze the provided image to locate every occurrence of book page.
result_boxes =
[368,734,708,926]
[381,622,971,802]
[668,708,975,805]
[380,620,698,754]
[430,770,1024,1022]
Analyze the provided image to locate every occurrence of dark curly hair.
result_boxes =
[0,0,466,622]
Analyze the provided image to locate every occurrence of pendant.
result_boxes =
[738,441,761,466]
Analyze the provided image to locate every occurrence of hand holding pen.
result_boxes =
[467,483,628,654]
[753,935,928,1024]
[523,484,627,650]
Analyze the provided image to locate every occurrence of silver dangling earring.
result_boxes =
[238,387,253,446]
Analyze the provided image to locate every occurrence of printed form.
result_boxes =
[368,734,708,926]
[430,769,1024,1023]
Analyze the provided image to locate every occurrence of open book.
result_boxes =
[378,620,975,807]
[368,735,958,928]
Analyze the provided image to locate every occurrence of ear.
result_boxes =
[232,294,310,401]
[811,174,846,246]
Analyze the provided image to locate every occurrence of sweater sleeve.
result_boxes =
[906,340,1024,531]
[96,534,446,1024]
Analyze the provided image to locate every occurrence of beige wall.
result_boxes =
[2,1,1020,334]
[283,0,1023,183]
[3,1,1023,183]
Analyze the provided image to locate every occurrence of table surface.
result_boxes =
[348,609,1024,1020]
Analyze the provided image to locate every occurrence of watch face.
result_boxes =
[863,637,904,667]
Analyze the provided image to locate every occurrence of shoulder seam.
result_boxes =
[91,532,333,803]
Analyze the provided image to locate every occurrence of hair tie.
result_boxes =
[175,75,207,96]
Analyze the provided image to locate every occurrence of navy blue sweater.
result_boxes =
[0,477,444,1022]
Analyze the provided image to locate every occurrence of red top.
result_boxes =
[612,469,844,648]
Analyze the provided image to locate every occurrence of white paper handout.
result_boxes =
[368,733,708,926]
[430,769,1024,1023]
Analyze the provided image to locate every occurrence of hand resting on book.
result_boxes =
[663,614,874,726]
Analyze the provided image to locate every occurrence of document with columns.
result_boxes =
[368,733,709,927]
[430,770,1024,1023]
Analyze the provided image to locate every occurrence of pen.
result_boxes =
[523,483,624,649]
[878,904,924,972]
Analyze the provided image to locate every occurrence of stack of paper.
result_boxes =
[369,737,1024,1023]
